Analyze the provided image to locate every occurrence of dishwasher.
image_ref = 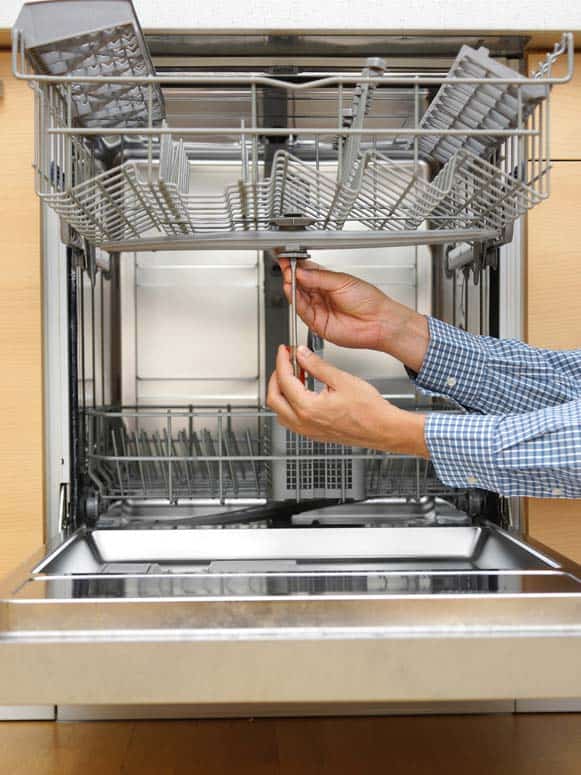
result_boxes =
[2,0,581,714]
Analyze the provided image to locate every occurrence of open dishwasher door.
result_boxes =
[2,515,581,707]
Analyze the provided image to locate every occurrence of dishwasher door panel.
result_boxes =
[2,522,581,706]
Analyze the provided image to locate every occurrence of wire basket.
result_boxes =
[85,406,457,505]
[36,142,550,247]
[12,2,574,253]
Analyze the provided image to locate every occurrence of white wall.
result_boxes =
[3,0,581,33]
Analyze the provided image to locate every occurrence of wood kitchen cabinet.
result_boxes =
[0,51,43,577]
[526,52,581,561]
[527,162,581,350]
[526,163,581,560]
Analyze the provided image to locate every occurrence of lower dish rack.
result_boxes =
[85,406,460,506]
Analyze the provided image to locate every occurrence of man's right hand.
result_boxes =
[278,258,430,372]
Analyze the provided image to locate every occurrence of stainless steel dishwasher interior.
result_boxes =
[10,0,577,596]
[35,524,554,577]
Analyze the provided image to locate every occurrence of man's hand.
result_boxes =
[267,345,429,457]
[278,258,429,372]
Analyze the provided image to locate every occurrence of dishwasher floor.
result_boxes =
[35,525,550,576]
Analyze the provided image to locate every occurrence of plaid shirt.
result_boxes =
[412,318,581,498]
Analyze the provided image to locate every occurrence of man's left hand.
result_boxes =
[266,345,429,457]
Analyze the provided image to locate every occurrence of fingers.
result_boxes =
[296,259,323,272]
[266,371,299,428]
[277,257,353,298]
[277,257,322,273]
[278,258,323,286]
[281,285,318,329]
[267,346,314,430]
[296,346,347,390]
[275,345,311,410]
[296,265,351,293]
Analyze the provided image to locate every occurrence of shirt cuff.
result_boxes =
[425,411,499,492]
[408,317,487,410]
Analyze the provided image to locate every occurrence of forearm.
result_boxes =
[426,399,581,498]
[376,305,486,410]
[376,301,430,373]
[384,314,581,414]
[376,406,429,458]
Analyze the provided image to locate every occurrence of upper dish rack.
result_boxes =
[12,1,574,253]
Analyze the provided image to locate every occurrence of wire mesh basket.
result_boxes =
[85,406,456,505]
[12,1,574,253]
[37,141,547,246]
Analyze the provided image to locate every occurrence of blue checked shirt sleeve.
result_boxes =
[425,399,581,498]
[410,317,581,413]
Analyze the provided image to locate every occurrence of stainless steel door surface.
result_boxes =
[2,521,581,706]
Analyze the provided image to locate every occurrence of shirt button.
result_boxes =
[446,376,457,388]
[467,475,478,485]
[552,488,563,496]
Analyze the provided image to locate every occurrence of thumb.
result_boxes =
[296,346,346,389]
[280,258,320,284]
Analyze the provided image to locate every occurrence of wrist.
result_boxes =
[376,304,430,373]
[377,404,429,458]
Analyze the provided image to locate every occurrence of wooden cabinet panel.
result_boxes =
[528,52,581,161]
[528,500,581,564]
[527,162,581,349]
[526,161,581,561]
[0,52,43,576]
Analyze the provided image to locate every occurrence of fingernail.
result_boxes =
[298,345,311,358]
